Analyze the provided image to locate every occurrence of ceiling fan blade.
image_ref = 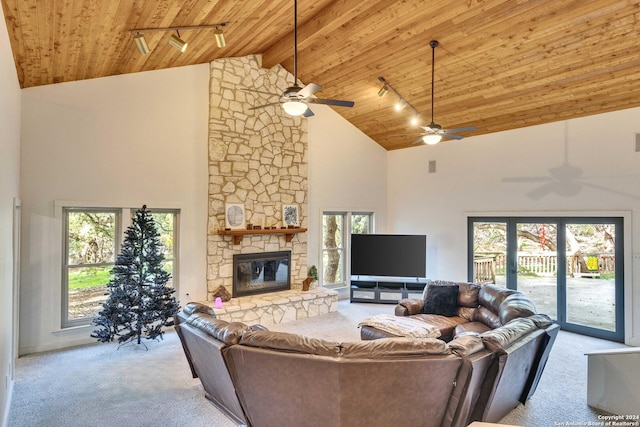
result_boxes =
[303,107,314,117]
[307,98,355,107]
[241,88,281,97]
[442,133,464,140]
[298,83,322,98]
[248,102,282,110]
[583,182,640,200]
[527,184,556,200]
[411,137,425,145]
[445,126,476,133]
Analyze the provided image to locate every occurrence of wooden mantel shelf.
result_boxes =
[219,227,307,245]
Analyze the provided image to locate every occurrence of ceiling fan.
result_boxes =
[502,121,640,200]
[245,0,354,117]
[412,40,476,145]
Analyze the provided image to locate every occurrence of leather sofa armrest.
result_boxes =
[395,298,424,316]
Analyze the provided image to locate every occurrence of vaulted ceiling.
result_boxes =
[3,0,640,150]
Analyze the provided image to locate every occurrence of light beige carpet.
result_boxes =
[8,299,627,426]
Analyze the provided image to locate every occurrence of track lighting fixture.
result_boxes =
[169,31,188,52]
[377,76,421,124]
[133,33,150,55]
[130,22,229,54]
[214,27,226,48]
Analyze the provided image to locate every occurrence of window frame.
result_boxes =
[321,211,374,288]
[147,208,180,289]
[60,205,180,329]
[62,207,121,328]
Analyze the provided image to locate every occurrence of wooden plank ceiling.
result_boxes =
[3,0,640,150]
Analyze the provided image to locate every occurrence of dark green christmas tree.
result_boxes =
[92,205,180,347]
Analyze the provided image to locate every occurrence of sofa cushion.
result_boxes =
[183,302,216,316]
[454,321,492,339]
[411,314,469,342]
[499,293,537,324]
[341,337,451,358]
[239,330,341,357]
[481,317,537,349]
[423,284,459,317]
[474,306,502,329]
[448,334,485,357]
[458,282,481,308]
[478,284,517,313]
[457,306,477,322]
[528,313,554,328]
[186,313,250,345]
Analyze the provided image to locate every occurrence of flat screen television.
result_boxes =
[350,234,426,278]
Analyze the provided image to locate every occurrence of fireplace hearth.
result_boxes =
[233,251,291,297]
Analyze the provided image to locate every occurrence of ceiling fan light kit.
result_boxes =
[423,134,443,145]
[405,40,476,146]
[282,101,308,116]
[245,0,354,118]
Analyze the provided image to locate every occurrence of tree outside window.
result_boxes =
[64,209,119,326]
[322,211,373,287]
[62,207,180,328]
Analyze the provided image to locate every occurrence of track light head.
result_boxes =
[169,32,188,52]
[378,85,389,97]
[214,28,226,48]
[133,33,150,55]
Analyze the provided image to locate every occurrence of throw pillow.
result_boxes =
[422,284,459,317]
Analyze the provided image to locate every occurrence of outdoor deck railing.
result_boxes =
[474,252,615,283]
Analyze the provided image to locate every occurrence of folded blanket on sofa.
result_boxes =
[358,314,441,339]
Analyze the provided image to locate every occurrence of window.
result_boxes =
[63,208,120,327]
[322,211,373,287]
[149,209,179,288]
[62,206,180,328]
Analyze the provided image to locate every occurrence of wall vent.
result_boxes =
[428,160,436,173]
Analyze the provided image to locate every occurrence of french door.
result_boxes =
[468,217,624,342]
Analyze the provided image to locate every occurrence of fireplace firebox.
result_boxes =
[232,251,291,297]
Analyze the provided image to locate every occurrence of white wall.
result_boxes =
[387,111,640,345]
[19,65,210,354]
[307,104,388,269]
[18,64,388,354]
[0,0,21,422]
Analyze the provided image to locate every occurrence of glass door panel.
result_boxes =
[471,221,507,286]
[469,216,623,342]
[516,223,558,320]
[565,223,617,332]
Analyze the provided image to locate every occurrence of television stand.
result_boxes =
[350,277,428,304]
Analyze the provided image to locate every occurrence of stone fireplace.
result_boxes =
[206,54,309,301]
[233,250,291,297]
[199,54,338,325]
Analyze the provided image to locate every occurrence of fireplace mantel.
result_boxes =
[219,227,307,245]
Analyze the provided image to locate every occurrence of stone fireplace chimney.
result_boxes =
[206,55,308,301]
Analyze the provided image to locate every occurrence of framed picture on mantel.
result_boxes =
[225,203,245,230]
[282,204,299,227]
